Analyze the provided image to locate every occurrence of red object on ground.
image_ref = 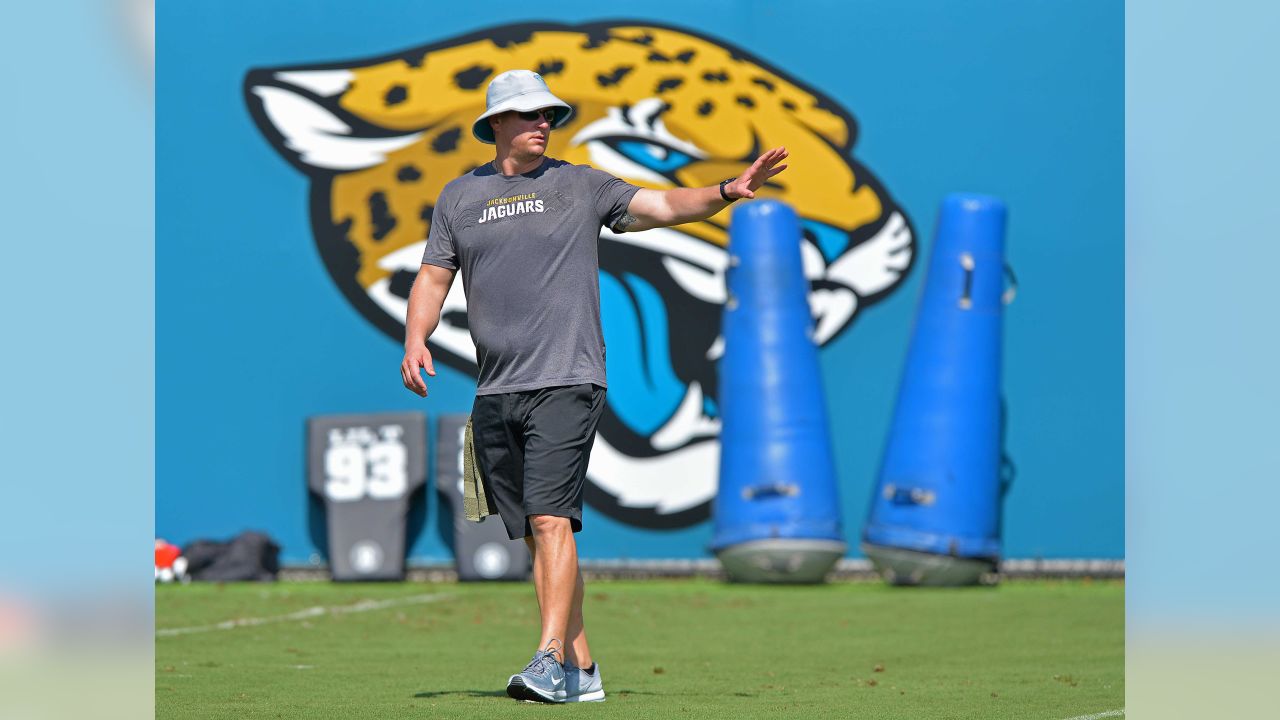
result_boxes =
[155,541,181,569]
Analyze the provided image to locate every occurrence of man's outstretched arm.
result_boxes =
[401,263,457,397]
[613,146,789,233]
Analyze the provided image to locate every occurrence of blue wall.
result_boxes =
[157,0,1122,563]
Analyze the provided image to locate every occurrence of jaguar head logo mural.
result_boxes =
[245,21,915,528]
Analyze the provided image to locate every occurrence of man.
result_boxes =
[400,69,787,703]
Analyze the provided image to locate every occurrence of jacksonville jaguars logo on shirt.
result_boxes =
[477,192,545,224]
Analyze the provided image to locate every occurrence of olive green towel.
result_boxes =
[462,417,497,522]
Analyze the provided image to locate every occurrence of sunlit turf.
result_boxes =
[156,578,1123,719]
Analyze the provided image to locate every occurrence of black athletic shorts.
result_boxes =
[470,383,607,540]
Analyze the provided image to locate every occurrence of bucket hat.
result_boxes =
[472,70,574,144]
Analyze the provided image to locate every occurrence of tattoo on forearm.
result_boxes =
[612,212,639,233]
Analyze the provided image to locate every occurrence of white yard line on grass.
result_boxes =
[1062,710,1124,720]
[156,592,453,637]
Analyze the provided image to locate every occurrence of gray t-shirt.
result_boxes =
[422,158,640,395]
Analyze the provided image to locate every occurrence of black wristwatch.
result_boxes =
[719,177,739,203]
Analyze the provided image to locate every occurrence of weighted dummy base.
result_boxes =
[716,539,846,584]
[862,542,997,586]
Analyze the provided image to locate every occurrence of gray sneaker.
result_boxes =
[506,643,566,703]
[563,661,606,703]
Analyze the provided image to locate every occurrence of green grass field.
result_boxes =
[156,579,1123,719]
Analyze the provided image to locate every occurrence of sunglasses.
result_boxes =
[515,108,557,122]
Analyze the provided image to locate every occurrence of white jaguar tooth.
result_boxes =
[826,211,913,295]
[376,240,429,271]
[662,255,725,305]
[599,226,726,273]
[589,433,719,513]
[368,240,476,365]
[808,287,857,345]
[800,240,826,281]
[650,381,721,452]
[705,335,724,361]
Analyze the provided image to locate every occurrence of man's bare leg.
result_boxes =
[525,515,593,668]
[564,567,593,669]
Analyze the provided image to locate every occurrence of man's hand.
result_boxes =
[400,264,455,397]
[619,146,792,231]
[725,146,789,200]
[401,343,435,397]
